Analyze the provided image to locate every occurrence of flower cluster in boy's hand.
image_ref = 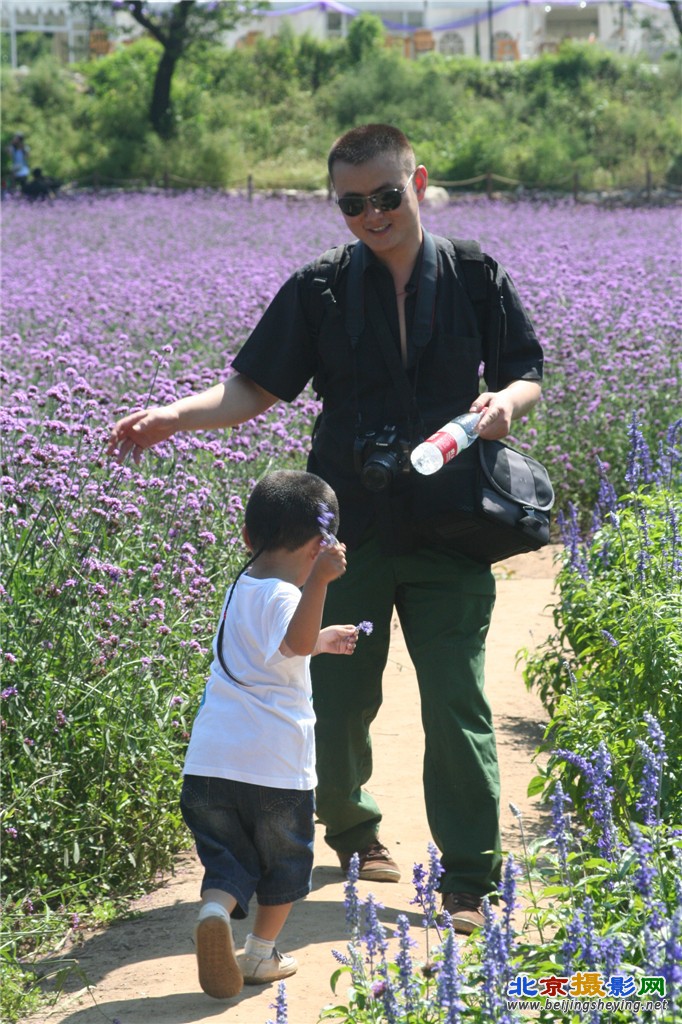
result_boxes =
[356,620,374,636]
[317,502,338,546]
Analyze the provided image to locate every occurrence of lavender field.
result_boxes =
[1,194,681,1017]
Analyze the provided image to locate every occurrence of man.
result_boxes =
[108,124,543,934]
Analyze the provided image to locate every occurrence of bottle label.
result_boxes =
[428,428,462,463]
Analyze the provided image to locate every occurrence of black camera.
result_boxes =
[353,426,411,492]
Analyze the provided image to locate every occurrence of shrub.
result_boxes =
[524,417,682,826]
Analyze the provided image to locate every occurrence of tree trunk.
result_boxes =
[150,46,180,139]
[668,1,682,39]
[128,0,194,139]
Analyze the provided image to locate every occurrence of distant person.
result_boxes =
[180,470,358,999]
[8,134,30,192]
[24,168,56,202]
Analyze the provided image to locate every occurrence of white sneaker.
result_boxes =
[239,947,298,985]
[194,905,243,999]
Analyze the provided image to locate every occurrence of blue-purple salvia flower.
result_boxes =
[395,914,419,1011]
[436,926,465,1023]
[636,712,667,827]
[549,780,572,881]
[554,743,618,861]
[343,852,361,939]
[410,840,443,928]
[317,502,338,546]
[362,892,387,969]
[266,981,289,1024]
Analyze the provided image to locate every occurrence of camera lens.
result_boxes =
[361,456,395,492]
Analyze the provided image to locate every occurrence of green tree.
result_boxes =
[118,0,261,138]
[346,13,385,65]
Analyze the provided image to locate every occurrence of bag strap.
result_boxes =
[447,237,503,392]
[310,244,348,310]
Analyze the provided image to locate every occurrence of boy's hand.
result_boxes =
[310,540,347,584]
[315,625,358,656]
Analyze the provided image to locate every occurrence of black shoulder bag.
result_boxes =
[356,234,554,565]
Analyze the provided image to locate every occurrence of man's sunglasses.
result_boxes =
[336,171,415,218]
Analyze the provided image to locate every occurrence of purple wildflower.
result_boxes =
[437,926,464,1023]
[317,501,338,546]
[266,981,289,1024]
[636,712,667,827]
[356,620,374,636]
[629,824,656,904]
[549,780,572,880]
[410,841,443,928]
[395,914,419,1011]
[362,892,387,969]
[343,852,361,939]
[554,743,618,861]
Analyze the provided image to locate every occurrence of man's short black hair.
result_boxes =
[245,470,339,553]
[328,123,415,180]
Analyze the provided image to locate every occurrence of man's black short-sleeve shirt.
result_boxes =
[232,233,543,550]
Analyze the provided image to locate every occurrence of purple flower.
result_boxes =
[437,926,464,1023]
[554,743,618,861]
[395,914,419,1010]
[549,780,572,880]
[410,841,442,928]
[317,501,338,546]
[266,981,289,1024]
[356,620,374,636]
[343,852,361,939]
[636,712,667,827]
[362,892,388,968]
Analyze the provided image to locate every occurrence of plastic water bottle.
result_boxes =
[410,412,483,475]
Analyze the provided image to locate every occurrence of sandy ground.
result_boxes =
[25,546,560,1024]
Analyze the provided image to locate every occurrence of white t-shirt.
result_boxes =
[183,574,316,790]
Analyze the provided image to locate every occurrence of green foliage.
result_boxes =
[346,14,385,66]
[316,822,681,1022]
[524,428,682,827]
[1,38,680,190]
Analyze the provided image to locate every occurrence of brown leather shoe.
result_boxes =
[441,892,485,934]
[338,840,401,882]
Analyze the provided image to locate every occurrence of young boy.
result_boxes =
[180,469,357,1000]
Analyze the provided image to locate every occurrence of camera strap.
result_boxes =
[345,230,439,438]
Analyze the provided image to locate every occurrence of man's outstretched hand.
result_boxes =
[106,406,179,465]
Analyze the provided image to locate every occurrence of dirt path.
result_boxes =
[28,547,560,1024]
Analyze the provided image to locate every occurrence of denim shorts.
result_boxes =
[180,775,315,919]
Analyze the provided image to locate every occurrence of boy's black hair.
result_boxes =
[216,471,340,683]
[327,123,415,179]
[245,469,339,554]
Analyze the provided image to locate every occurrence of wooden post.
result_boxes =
[486,171,493,200]
[247,174,254,201]
[573,171,580,202]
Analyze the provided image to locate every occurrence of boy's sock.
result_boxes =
[244,933,276,959]
[198,900,230,923]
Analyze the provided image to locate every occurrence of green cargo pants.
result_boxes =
[311,531,501,897]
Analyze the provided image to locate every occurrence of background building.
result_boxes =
[1,0,677,68]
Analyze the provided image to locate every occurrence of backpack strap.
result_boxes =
[447,237,503,391]
[308,244,350,399]
[310,244,349,313]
